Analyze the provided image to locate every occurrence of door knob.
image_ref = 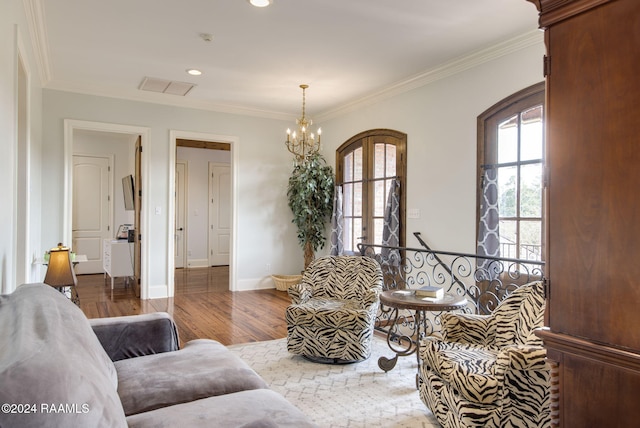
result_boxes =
[177,227,184,231]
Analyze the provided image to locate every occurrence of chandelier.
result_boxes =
[286,84,321,161]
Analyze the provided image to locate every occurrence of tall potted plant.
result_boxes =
[287,153,335,269]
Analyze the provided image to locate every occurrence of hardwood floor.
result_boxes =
[77,267,291,347]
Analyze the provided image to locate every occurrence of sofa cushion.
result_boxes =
[126,388,317,427]
[90,312,179,361]
[286,298,374,329]
[115,339,268,416]
[0,283,127,428]
[423,340,502,405]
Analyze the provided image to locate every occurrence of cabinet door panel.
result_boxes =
[546,0,640,351]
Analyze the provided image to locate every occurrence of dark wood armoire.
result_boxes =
[527,0,640,426]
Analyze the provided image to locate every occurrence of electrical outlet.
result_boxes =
[266,263,271,272]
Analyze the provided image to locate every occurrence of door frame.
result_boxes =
[64,119,151,299]
[169,130,238,293]
[15,46,31,287]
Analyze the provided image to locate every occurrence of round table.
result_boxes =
[377,290,467,375]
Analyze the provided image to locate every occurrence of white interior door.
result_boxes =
[175,161,187,268]
[209,163,231,266]
[72,155,112,274]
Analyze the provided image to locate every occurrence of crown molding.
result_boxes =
[23,0,52,86]
[536,0,609,27]
[44,79,294,121]
[316,30,544,122]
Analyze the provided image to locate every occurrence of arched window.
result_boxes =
[336,129,406,252]
[477,82,545,261]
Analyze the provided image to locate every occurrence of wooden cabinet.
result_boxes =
[529,0,640,425]
[103,239,134,289]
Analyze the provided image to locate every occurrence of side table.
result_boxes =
[378,290,467,380]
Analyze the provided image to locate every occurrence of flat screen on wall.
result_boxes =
[122,174,135,211]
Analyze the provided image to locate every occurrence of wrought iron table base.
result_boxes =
[378,307,426,388]
[377,290,468,389]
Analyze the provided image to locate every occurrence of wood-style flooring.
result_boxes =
[77,267,291,347]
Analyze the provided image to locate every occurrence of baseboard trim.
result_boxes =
[186,259,209,268]
[235,276,276,291]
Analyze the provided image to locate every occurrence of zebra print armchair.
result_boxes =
[418,281,550,428]
[285,255,383,363]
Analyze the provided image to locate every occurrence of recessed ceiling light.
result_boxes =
[248,0,272,7]
[186,69,202,76]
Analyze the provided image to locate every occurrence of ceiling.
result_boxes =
[30,0,540,120]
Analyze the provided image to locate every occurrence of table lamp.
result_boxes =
[44,243,79,304]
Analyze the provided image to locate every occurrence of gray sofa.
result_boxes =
[0,283,316,427]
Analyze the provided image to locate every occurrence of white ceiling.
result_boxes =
[30,0,540,120]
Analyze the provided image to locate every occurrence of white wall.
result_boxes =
[41,92,303,295]
[176,147,231,265]
[1,0,43,293]
[320,40,546,255]
[73,129,136,233]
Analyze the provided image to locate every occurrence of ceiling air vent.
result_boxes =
[139,77,195,96]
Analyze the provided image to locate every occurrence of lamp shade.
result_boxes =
[44,247,77,288]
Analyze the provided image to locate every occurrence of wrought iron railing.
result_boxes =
[358,240,545,337]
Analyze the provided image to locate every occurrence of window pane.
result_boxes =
[354,147,363,181]
[520,106,543,161]
[498,115,518,164]
[520,163,542,217]
[374,143,385,178]
[344,152,353,182]
[374,180,385,217]
[386,145,396,177]
[353,182,362,216]
[343,183,353,217]
[354,218,362,246]
[520,220,542,261]
[373,218,384,246]
[344,217,353,252]
[498,166,517,217]
[499,220,517,259]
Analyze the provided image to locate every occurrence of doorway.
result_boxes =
[169,130,237,294]
[174,142,230,270]
[64,120,151,299]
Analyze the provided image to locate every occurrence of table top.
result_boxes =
[380,289,468,311]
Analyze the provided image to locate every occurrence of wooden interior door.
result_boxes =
[133,136,141,297]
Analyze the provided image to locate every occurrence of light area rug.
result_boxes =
[229,335,439,428]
